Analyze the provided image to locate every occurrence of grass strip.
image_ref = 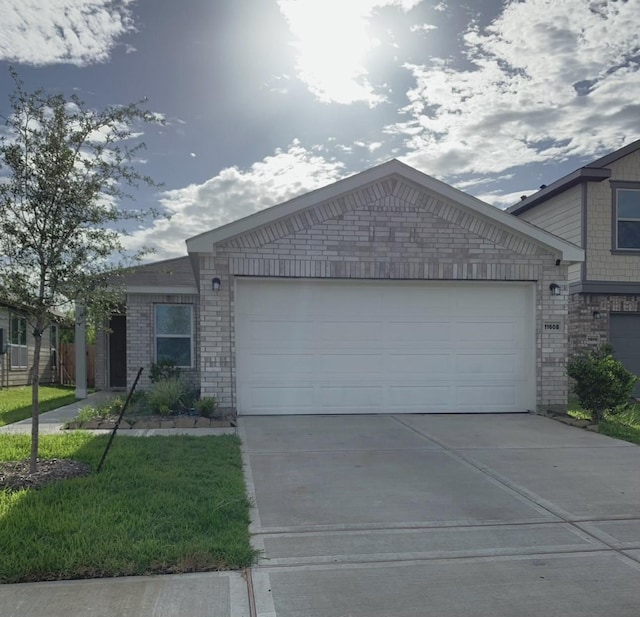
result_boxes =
[0,386,77,427]
[0,432,256,582]
[568,399,640,445]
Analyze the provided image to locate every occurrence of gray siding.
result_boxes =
[0,309,59,388]
[517,184,582,284]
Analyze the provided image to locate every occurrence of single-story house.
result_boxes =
[94,160,583,414]
[0,305,60,388]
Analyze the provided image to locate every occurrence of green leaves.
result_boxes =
[567,345,637,424]
[0,69,164,315]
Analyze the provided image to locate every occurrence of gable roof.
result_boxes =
[186,159,583,263]
[508,138,640,215]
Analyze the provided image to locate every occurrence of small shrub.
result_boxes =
[194,397,218,418]
[75,405,102,422]
[150,360,180,384]
[125,391,151,417]
[567,345,637,424]
[147,377,188,415]
[182,387,199,410]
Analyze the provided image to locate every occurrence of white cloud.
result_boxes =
[124,141,345,260]
[0,0,135,66]
[474,190,536,210]
[389,0,640,178]
[278,0,421,105]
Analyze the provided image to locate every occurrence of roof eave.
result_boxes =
[508,167,611,215]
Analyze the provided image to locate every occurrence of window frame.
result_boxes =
[613,181,640,252]
[153,304,194,369]
[10,315,28,370]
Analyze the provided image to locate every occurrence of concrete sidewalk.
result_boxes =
[0,572,250,617]
[0,390,115,434]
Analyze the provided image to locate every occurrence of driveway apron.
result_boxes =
[239,413,640,617]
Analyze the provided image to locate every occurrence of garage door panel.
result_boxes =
[248,386,315,411]
[456,384,518,408]
[385,353,452,375]
[610,314,640,397]
[237,320,314,346]
[388,385,451,407]
[385,321,452,343]
[235,280,534,415]
[243,353,314,376]
[318,386,384,408]
[455,353,519,376]
[317,321,383,342]
[453,286,527,315]
[382,288,451,315]
[454,321,518,345]
[315,354,383,376]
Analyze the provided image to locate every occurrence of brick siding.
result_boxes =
[194,177,570,413]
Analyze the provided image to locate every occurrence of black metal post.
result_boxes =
[97,366,143,473]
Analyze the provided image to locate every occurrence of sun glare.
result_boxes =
[279,1,383,105]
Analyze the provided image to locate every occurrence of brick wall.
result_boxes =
[197,177,571,413]
[126,293,200,392]
[569,293,640,355]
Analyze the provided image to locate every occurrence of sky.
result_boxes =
[1,0,640,261]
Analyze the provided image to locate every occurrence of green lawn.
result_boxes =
[568,398,640,445]
[0,432,256,583]
[0,386,77,427]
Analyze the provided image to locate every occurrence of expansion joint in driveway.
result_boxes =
[391,415,639,562]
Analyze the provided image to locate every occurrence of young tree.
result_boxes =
[0,70,162,471]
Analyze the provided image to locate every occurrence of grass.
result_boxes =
[0,432,257,583]
[0,386,77,427]
[567,398,640,445]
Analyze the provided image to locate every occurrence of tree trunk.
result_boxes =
[30,327,43,473]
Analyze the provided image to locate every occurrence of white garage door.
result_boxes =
[235,279,535,415]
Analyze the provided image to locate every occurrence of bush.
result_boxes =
[75,405,102,422]
[567,345,637,424]
[147,377,189,415]
[194,397,218,418]
[149,360,180,384]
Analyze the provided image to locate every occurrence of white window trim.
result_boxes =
[616,187,640,250]
[154,304,194,369]
[10,315,28,370]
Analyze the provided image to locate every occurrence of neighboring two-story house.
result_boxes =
[509,139,640,393]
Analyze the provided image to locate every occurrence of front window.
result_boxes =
[154,304,193,368]
[10,315,28,369]
[616,188,640,249]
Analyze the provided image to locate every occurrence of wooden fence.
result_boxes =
[59,343,95,388]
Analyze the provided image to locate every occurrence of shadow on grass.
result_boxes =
[0,388,77,427]
[0,432,257,583]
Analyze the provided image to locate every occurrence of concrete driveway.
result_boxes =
[239,413,640,617]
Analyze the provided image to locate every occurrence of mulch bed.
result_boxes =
[0,458,92,491]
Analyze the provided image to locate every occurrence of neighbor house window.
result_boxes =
[154,304,193,368]
[10,315,28,369]
[616,188,640,249]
